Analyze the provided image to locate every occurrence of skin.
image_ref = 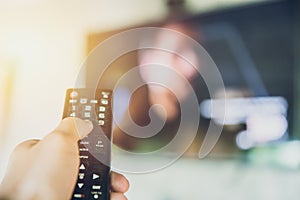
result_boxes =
[0,117,129,200]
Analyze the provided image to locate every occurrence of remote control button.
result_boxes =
[98,120,104,126]
[92,174,100,180]
[92,185,101,190]
[73,194,85,198]
[100,99,108,105]
[91,191,102,194]
[79,147,89,152]
[85,105,92,111]
[79,164,85,170]
[79,155,89,159]
[80,141,89,145]
[98,113,105,119]
[71,105,76,111]
[77,183,84,189]
[99,106,105,112]
[90,99,98,104]
[84,112,91,118]
[95,140,104,152]
[69,99,77,103]
[78,173,85,180]
[101,91,110,98]
[70,91,78,98]
[80,98,88,104]
[91,191,102,199]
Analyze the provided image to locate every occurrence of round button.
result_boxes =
[70,91,78,98]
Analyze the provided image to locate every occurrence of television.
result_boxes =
[86,0,299,155]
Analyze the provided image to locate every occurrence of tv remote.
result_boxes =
[62,88,112,200]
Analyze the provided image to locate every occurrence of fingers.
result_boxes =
[0,139,40,195]
[15,118,93,200]
[110,192,128,200]
[9,139,40,166]
[14,139,40,150]
[9,139,40,159]
[110,172,130,193]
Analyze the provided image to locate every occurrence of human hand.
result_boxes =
[0,118,129,200]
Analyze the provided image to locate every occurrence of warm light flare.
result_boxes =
[0,60,16,146]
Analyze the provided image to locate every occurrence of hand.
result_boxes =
[0,118,129,200]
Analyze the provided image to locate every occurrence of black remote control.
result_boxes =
[62,88,112,200]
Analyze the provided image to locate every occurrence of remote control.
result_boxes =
[62,88,112,200]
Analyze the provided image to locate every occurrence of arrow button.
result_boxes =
[79,164,85,170]
[78,183,84,189]
[92,174,100,180]
[78,173,84,179]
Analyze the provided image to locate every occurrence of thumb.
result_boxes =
[53,117,94,141]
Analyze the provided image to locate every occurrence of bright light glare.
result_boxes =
[277,141,300,169]
[200,97,289,149]
[200,97,288,125]
[235,114,288,149]
[236,130,254,150]
[113,86,130,127]
[247,114,288,143]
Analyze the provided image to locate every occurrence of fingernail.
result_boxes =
[73,118,93,139]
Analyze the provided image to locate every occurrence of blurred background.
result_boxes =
[1,0,300,199]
